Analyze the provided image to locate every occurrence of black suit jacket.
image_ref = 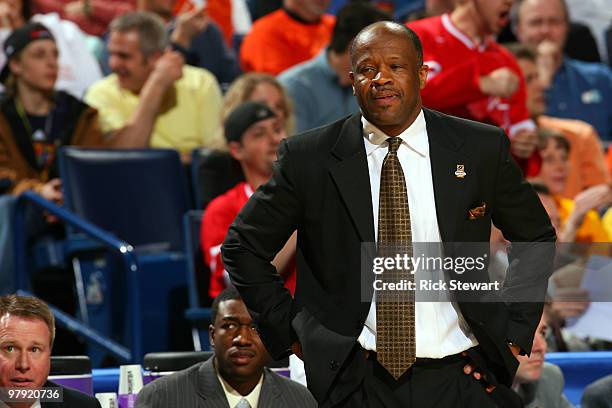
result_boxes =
[41,381,101,408]
[222,109,556,403]
[135,357,317,407]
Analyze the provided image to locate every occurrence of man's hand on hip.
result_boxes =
[461,347,519,394]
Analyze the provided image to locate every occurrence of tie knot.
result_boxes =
[387,137,401,154]
[235,398,251,408]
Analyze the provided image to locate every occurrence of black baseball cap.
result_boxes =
[0,23,55,83]
[224,101,277,143]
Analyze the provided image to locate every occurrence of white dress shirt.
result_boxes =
[217,370,263,408]
[357,110,478,358]
[0,399,41,408]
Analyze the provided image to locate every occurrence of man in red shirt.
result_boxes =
[239,0,335,75]
[408,0,540,176]
[201,101,295,298]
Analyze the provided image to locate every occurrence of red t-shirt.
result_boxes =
[201,182,296,298]
[239,9,335,75]
[408,14,540,176]
[31,0,135,36]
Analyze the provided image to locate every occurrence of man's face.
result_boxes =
[0,314,51,390]
[9,40,59,93]
[108,30,157,93]
[517,58,546,117]
[229,117,284,179]
[350,26,428,136]
[516,0,568,49]
[472,0,513,35]
[0,0,24,28]
[539,139,569,195]
[515,315,548,383]
[209,299,269,383]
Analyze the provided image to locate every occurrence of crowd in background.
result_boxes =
[1,0,612,407]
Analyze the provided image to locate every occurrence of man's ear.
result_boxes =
[419,65,429,89]
[227,141,243,161]
[8,59,21,77]
[209,324,216,349]
[349,71,356,95]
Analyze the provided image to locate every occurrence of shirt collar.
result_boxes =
[217,370,264,408]
[441,13,492,52]
[0,399,41,408]
[362,110,428,158]
[244,183,254,198]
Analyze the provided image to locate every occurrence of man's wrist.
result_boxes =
[170,30,191,48]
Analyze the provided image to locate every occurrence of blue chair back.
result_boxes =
[59,148,191,251]
[183,210,212,350]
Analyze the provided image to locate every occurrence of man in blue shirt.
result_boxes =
[514,0,612,140]
[278,2,390,133]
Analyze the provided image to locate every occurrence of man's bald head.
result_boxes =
[350,21,423,69]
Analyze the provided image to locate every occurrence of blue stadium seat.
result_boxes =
[51,148,191,364]
[183,210,212,351]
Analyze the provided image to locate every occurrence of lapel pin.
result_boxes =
[455,164,466,179]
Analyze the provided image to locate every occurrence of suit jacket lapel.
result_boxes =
[197,359,230,408]
[258,368,281,406]
[424,109,470,243]
[329,113,375,244]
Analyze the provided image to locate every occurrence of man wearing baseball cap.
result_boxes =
[0,22,54,82]
[0,22,112,201]
[0,0,102,97]
[200,101,296,300]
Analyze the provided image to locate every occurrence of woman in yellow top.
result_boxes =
[537,129,610,243]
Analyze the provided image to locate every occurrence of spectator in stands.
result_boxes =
[172,0,253,48]
[565,0,612,64]
[201,101,296,299]
[408,0,541,176]
[507,43,610,199]
[532,182,609,355]
[0,0,102,98]
[512,310,574,407]
[30,0,134,37]
[222,72,294,135]
[514,0,612,140]
[278,2,390,133]
[536,129,609,243]
[403,0,454,22]
[134,0,241,86]
[582,375,612,408]
[136,288,316,408]
[0,23,116,203]
[0,294,101,407]
[86,12,224,162]
[239,0,335,75]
